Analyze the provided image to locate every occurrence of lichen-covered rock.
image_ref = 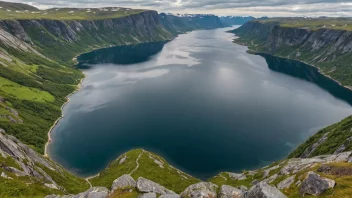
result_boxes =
[111,174,136,191]
[227,173,247,180]
[247,182,287,198]
[218,185,245,198]
[299,171,335,196]
[136,177,175,195]
[180,182,218,198]
[277,176,295,190]
[139,193,157,198]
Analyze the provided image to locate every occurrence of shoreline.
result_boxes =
[44,73,86,158]
[236,42,352,93]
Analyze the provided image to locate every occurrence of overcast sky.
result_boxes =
[8,0,352,17]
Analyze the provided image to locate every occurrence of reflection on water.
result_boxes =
[77,41,166,67]
[261,53,352,106]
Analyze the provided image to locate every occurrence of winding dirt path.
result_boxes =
[130,150,145,175]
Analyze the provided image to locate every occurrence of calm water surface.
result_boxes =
[48,27,352,179]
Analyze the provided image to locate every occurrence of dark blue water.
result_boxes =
[48,27,352,179]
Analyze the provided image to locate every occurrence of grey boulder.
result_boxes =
[300,171,335,196]
[247,182,287,198]
[180,182,218,198]
[112,174,136,191]
[136,177,175,195]
[218,185,245,198]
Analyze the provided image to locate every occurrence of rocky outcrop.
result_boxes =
[180,182,218,198]
[0,130,61,189]
[299,172,335,196]
[247,182,287,198]
[136,177,176,195]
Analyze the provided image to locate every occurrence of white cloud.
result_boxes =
[4,0,352,17]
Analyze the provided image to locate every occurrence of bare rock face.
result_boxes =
[277,176,295,190]
[180,182,218,198]
[218,185,245,198]
[111,174,136,191]
[136,177,175,195]
[299,171,335,196]
[247,182,287,198]
[0,130,62,188]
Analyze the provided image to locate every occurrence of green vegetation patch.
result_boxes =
[0,76,55,103]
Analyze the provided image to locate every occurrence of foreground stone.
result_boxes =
[112,174,136,191]
[137,177,175,195]
[299,171,335,196]
[180,182,218,198]
[46,187,109,198]
[218,185,245,198]
[247,182,287,198]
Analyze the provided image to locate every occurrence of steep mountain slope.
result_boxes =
[159,13,224,35]
[231,18,352,87]
[0,8,173,155]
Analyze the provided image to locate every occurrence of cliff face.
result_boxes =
[232,21,352,87]
[0,10,172,63]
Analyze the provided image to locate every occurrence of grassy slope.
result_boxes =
[90,149,200,194]
[0,47,83,153]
